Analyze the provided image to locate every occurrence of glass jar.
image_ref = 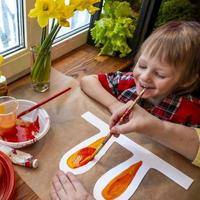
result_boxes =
[30,46,51,93]
[0,75,8,96]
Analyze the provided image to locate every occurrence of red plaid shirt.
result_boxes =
[98,71,200,128]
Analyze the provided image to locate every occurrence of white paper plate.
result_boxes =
[0,99,50,148]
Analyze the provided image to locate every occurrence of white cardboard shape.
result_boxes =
[59,112,193,199]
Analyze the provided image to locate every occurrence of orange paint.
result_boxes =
[102,161,143,200]
[67,137,106,168]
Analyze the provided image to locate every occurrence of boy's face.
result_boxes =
[133,53,183,103]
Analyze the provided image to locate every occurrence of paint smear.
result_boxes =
[67,137,106,168]
[1,116,40,142]
[102,161,143,200]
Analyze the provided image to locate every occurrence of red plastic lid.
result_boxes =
[0,151,15,200]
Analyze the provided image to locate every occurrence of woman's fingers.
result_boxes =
[57,171,75,194]
[67,172,93,199]
[67,172,87,192]
[110,100,134,129]
[110,106,127,128]
[51,172,68,200]
[67,172,94,200]
[50,171,94,200]
[111,121,134,135]
[50,184,60,200]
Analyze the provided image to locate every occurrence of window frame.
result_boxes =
[1,0,89,83]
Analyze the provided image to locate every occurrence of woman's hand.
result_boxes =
[110,100,199,161]
[110,100,161,135]
[50,171,94,200]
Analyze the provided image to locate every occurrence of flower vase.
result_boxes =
[31,47,51,93]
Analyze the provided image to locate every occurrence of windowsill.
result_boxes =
[52,44,132,81]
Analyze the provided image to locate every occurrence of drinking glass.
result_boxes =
[0,96,19,137]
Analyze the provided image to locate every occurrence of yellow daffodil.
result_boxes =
[87,4,99,14]
[29,0,99,91]
[28,0,55,28]
[58,18,70,27]
[53,2,74,27]
[70,0,100,14]
[0,56,4,64]
[53,0,69,18]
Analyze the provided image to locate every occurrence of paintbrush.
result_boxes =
[17,87,71,118]
[79,88,146,165]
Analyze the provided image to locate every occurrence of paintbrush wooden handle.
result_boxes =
[91,88,146,158]
[118,87,146,124]
[17,87,71,118]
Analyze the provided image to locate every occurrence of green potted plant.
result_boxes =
[91,0,139,58]
[156,0,198,27]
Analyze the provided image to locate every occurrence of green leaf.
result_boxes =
[103,1,135,18]
[91,17,136,57]
[156,0,197,27]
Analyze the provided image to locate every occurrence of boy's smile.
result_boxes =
[133,53,183,104]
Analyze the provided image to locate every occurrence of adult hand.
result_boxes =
[50,170,94,200]
[110,100,161,135]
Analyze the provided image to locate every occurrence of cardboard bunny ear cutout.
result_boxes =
[60,112,193,200]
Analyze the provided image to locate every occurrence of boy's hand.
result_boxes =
[50,171,94,200]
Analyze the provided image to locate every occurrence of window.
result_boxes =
[51,9,90,61]
[0,0,91,83]
[0,0,24,56]
[54,10,90,43]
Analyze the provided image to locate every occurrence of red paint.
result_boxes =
[67,147,96,168]
[25,160,31,167]
[80,147,96,160]
[78,147,96,166]
[1,116,40,142]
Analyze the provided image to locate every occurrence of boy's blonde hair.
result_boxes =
[135,21,200,96]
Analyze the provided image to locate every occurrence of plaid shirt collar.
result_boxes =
[118,87,182,121]
[149,95,182,121]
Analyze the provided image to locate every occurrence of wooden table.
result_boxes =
[10,69,79,200]
[8,69,200,200]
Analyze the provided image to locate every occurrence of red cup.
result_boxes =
[0,151,15,200]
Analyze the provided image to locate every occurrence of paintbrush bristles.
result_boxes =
[92,134,112,157]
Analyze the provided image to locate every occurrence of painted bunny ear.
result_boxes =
[102,161,143,199]
[94,158,145,200]
[59,112,116,175]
